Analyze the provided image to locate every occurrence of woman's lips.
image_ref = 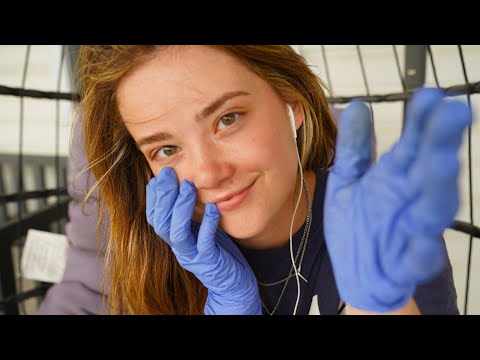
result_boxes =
[215,181,255,211]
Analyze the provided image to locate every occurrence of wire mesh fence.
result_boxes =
[0,45,478,314]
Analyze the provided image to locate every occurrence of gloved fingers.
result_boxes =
[385,88,445,173]
[409,152,460,236]
[152,167,180,244]
[390,234,446,286]
[407,100,471,230]
[170,180,199,258]
[417,99,472,154]
[332,100,374,187]
[196,203,221,257]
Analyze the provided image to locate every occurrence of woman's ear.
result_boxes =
[287,101,303,131]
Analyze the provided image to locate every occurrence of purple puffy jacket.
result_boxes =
[37,116,110,314]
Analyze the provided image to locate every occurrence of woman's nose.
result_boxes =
[187,141,234,190]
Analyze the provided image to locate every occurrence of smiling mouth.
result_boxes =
[215,181,255,211]
[195,179,256,213]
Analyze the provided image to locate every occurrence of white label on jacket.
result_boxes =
[21,229,68,283]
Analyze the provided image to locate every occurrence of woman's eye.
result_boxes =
[156,146,179,159]
[217,113,239,130]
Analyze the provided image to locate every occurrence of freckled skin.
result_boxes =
[118,46,315,250]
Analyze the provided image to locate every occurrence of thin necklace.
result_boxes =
[259,177,312,315]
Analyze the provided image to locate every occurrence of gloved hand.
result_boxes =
[146,167,262,315]
[324,88,472,312]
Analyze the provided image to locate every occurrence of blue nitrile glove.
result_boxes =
[146,167,262,315]
[324,88,472,312]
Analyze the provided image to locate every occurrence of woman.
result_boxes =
[77,45,470,315]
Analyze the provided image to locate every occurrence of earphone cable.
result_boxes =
[290,141,304,315]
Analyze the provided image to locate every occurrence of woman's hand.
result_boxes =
[146,167,262,315]
[324,88,472,313]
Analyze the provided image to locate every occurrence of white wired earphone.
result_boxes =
[287,104,305,315]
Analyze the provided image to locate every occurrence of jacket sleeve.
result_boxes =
[37,114,110,315]
[413,235,460,314]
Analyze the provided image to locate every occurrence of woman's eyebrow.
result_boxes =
[136,132,171,149]
[197,90,251,121]
[136,91,250,149]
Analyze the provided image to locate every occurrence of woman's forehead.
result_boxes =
[117,46,270,123]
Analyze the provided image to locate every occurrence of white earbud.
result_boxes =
[287,104,297,139]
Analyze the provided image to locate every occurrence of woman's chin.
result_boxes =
[218,217,261,241]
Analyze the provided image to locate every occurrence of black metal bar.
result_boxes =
[0,283,50,308]
[53,46,66,235]
[0,164,7,223]
[2,81,480,106]
[0,155,68,204]
[320,45,333,93]
[457,45,475,316]
[66,45,82,97]
[0,188,68,203]
[392,45,406,91]
[0,154,68,166]
[427,46,440,87]
[450,221,480,239]
[0,85,79,102]
[327,81,480,105]
[402,45,427,130]
[356,45,375,130]
[404,45,427,90]
[31,165,47,213]
[0,238,18,314]
[0,201,69,247]
[12,163,27,218]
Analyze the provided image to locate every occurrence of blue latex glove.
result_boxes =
[324,88,472,312]
[146,167,262,315]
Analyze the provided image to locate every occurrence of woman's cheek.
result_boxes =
[192,204,205,223]
[148,162,161,177]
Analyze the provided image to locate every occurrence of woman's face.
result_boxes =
[118,46,302,247]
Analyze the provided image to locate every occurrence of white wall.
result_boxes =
[1,45,479,314]
[0,45,75,156]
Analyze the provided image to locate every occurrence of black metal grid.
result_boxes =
[0,45,478,315]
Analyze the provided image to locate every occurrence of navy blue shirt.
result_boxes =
[239,169,459,315]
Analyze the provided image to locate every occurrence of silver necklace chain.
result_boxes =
[260,177,312,315]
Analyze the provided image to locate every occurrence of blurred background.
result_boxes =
[0,45,479,314]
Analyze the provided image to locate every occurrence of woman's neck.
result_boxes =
[235,170,317,250]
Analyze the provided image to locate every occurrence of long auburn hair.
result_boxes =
[76,45,337,314]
